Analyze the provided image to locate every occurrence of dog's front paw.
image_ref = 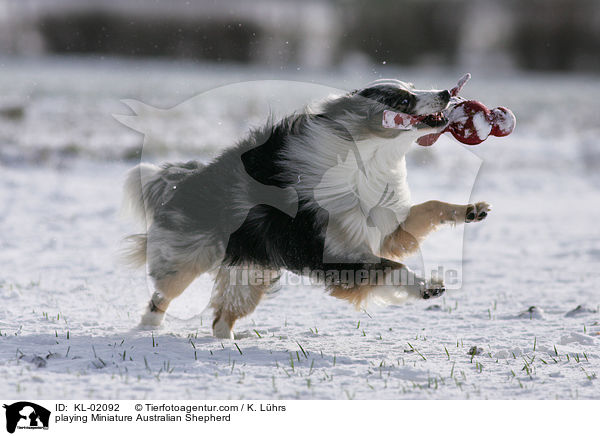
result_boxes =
[421,278,446,300]
[465,202,491,223]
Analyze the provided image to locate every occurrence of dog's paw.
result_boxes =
[139,310,165,327]
[421,279,446,300]
[465,202,491,223]
[212,318,234,340]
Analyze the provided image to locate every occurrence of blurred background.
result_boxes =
[0,0,599,163]
[2,0,600,71]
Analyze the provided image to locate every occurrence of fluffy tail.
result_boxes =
[122,163,165,225]
[121,163,164,268]
[120,161,204,268]
[120,233,148,268]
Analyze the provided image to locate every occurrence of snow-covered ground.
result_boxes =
[1,58,599,399]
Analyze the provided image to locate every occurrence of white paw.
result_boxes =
[213,318,234,340]
[139,310,165,327]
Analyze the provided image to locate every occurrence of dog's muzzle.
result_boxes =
[382,109,449,130]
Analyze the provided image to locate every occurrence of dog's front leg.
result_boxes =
[381,200,490,260]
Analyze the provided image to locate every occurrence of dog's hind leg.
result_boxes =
[139,223,222,327]
[140,266,199,327]
[210,265,281,339]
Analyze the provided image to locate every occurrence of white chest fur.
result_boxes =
[314,137,413,258]
[283,122,414,259]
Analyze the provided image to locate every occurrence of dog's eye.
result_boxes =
[398,98,410,110]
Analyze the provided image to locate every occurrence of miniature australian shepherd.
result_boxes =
[122,78,490,339]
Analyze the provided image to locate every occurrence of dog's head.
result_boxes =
[317,79,451,141]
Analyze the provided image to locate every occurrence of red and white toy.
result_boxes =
[382,73,516,146]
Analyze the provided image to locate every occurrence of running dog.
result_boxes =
[122,79,490,339]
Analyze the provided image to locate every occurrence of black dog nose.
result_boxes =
[439,90,451,103]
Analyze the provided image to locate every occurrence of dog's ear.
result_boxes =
[365,103,384,121]
[355,87,378,101]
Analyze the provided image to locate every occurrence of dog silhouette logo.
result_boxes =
[3,402,50,433]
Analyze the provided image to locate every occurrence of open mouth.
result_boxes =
[382,109,448,131]
[415,112,448,129]
[414,112,449,146]
[381,109,451,146]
